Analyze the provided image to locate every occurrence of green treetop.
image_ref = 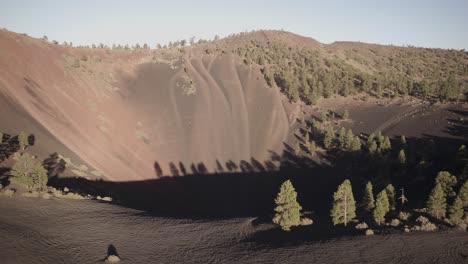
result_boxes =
[331,179,356,226]
[448,195,464,225]
[427,183,447,219]
[361,181,375,212]
[273,180,302,231]
[373,190,390,225]
[435,171,457,198]
[18,131,28,150]
[385,184,396,211]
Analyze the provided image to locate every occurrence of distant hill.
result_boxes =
[0,29,466,181]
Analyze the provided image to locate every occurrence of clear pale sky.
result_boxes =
[0,0,467,49]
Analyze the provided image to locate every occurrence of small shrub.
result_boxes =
[415,216,437,231]
[365,229,374,236]
[390,219,401,227]
[355,222,368,230]
[300,217,313,226]
[398,211,411,221]
[105,255,120,263]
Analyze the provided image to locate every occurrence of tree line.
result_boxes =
[273,170,468,231]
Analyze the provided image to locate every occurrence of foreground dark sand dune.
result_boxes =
[0,197,467,264]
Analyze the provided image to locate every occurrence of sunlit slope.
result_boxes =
[0,30,293,181]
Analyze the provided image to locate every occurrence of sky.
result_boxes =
[0,0,467,49]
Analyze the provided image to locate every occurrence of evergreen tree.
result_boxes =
[456,145,466,161]
[381,136,392,151]
[458,180,468,207]
[309,140,317,155]
[373,190,390,225]
[345,129,354,149]
[398,149,406,164]
[338,127,346,148]
[331,179,356,226]
[343,109,349,119]
[376,131,384,144]
[294,141,301,155]
[385,184,396,210]
[448,195,464,225]
[368,140,378,155]
[361,181,375,212]
[401,135,407,145]
[323,125,335,149]
[32,162,48,191]
[18,131,28,150]
[435,171,457,198]
[304,131,310,143]
[10,153,48,190]
[350,136,362,152]
[273,180,302,231]
[321,111,328,122]
[367,133,375,147]
[427,183,447,219]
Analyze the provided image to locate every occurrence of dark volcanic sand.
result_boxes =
[0,197,467,264]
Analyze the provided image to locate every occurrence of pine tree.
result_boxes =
[373,190,390,225]
[427,183,447,219]
[343,109,349,119]
[294,141,301,155]
[398,149,406,164]
[401,135,407,145]
[305,131,310,143]
[385,184,396,211]
[338,127,346,148]
[309,140,317,155]
[350,136,362,152]
[376,131,384,144]
[331,179,356,226]
[273,180,302,231]
[323,125,335,149]
[361,181,375,212]
[32,162,48,191]
[368,140,378,155]
[456,145,467,161]
[321,111,328,122]
[18,131,28,150]
[345,129,354,149]
[10,153,47,190]
[448,195,464,225]
[458,180,468,207]
[367,133,375,147]
[435,171,457,198]
[381,136,392,151]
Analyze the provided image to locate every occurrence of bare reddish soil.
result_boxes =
[0,30,293,181]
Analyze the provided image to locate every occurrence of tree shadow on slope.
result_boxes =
[48,146,353,219]
[46,106,468,222]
